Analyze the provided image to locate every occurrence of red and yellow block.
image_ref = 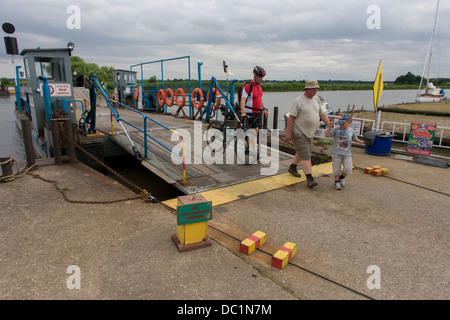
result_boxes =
[272,242,297,270]
[372,168,389,176]
[239,231,267,255]
[364,166,381,174]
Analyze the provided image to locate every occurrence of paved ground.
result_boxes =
[0,146,448,301]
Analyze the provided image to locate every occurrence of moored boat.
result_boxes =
[416,0,447,103]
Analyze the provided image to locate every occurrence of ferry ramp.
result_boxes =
[93,107,295,194]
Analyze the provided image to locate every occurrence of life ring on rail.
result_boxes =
[206,88,221,111]
[175,88,186,108]
[133,88,139,101]
[157,89,165,107]
[164,88,174,107]
[191,88,204,110]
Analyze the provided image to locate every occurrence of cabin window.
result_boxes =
[34,57,66,82]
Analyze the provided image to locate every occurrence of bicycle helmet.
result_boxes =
[253,66,266,77]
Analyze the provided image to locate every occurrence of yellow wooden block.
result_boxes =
[364,166,381,174]
[372,168,388,176]
[272,242,297,270]
[240,238,256,255]
[239,231,267,255]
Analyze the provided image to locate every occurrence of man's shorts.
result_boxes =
[292,132,313,160]
[332,154,353,176]
[247,113,263,129]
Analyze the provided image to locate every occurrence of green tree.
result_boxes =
[394,72,422,85]
[1,78,13,86]
[70,56,114,85]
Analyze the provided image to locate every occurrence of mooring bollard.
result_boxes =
[0,157,13,178]
[273,106,278,130]
[21,117,36,167]
[63,118,77,163]
[50,119,62,165]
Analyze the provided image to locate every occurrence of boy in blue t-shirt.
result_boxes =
[325,114,364,190]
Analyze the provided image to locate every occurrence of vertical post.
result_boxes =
[376,110,382,131]
[63,118,77,163]
[110,110,114,134]
[273,106,279,130]
[21,117,36,167]
[40,76,53,124]
[15,66,22,113]
[51,119,62,165]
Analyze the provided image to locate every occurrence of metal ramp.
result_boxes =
[94,110,294,194]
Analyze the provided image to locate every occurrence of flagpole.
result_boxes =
[373,60,383,130]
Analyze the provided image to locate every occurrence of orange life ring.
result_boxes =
[157,89,165,107]
[164,88,174,107]
[133,88,139,101]
[206,88,221,111]
[175,88,186,108]
[191,88,204,110]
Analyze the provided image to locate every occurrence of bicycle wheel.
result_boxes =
[205,120,225,153]
[235,128,259,165]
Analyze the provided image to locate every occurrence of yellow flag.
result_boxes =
[373,60,383,112]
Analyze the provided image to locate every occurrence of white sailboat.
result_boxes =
[416,0,447,103]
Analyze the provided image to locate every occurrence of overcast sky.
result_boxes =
[1,0,449,82]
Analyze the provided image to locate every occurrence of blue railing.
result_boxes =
[90,75,187,184]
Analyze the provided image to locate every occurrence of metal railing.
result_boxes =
[380,121,450,149]
[90,76,187,185]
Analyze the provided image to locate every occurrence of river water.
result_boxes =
[263,89,418,124]
[0,95,26,166]
[0,89,418,165]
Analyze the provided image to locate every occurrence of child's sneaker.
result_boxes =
[339,178,345,188]
[334,181,342,190]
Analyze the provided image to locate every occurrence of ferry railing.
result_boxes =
[203,77,237,123]
[91,76,187,185]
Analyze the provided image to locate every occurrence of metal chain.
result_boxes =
[57,121,158,203]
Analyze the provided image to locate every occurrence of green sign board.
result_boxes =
[177,201,212,226]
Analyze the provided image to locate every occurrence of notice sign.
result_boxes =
[39,83,72,97]
[406,121,437,156]
[177,201,212,226]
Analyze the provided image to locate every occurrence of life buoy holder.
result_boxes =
[133,88,139,101]
[191,88,204,110]
[175,88,186,108]
[206,88,221,111]
[164,88,174,107]
[157,89,165,107]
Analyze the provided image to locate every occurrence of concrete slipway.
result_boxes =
[0,146,448,302]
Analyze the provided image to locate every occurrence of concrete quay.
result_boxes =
[0,146,448,300]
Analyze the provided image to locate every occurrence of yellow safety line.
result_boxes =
[161,162,333,210]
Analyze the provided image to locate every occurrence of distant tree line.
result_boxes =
[66,56,450,91]
[394,71,450,86]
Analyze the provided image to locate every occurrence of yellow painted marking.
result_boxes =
[162,162,333,209]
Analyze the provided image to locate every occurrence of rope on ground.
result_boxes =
[27,171,143,204]
[353,165,450,197]
[0,157,37,182]
[57,121,159,203]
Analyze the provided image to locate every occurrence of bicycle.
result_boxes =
[205,104,261,165]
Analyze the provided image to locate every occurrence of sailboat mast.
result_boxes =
[418,0,440,94]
